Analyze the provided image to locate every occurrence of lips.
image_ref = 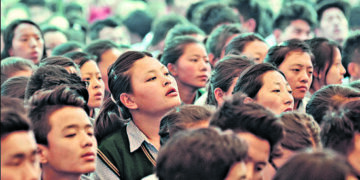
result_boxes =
[284,108,293,112]
[197,75,209,81]
[81,152,95,161]
[296,86,308,92]
[166,87,178,96]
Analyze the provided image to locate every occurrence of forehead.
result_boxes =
[283,50,313,66]
[236,132,270,157]
[14,23,41,36]
[48,106,90,130]
[321,7,345,18]
[182,42,206,54]
[262,71,287,85]
[130,56,164,75]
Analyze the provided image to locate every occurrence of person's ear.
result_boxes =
[244,18,256,32]
[313,70,322,79]
[208,53,215,66]
[8,48,14,56]
[120,93,138,110]
[243,97,254,104]
[347,62,359,77]
[37,144,49,164]
[167,63,178,77]
[273,29,282,44]
[214,88,225,105]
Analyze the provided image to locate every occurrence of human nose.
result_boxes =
[28,37,37,48]
[81,132,95,148]
[199,58,210,71]
[299,70,310,83]
[246,163,254,180]
[24,161,40,180]
[340,64,346,76]
[283,90,294,106]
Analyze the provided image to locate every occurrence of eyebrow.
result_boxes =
[11,149,37,159]
[291,64,313,68]
[62,124,93,132]
[145,66,166,74]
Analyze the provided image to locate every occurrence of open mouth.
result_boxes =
[166,88,177,96]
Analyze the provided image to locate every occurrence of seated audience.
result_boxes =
[233,63,294,115]
[1,96,41,180]
[210,94,284,180]
[156,128,248,180]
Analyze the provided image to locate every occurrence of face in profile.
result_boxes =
[325,47,346,85]
[126,56,181,114]
[1,131,41,180]
[98,48,122,93]
[278,50,313,101]
[242,40,269,64]
[39,106,97,175]
[169,42,211,90]
[80,60,105,109]
[254,71,294,115]
[9,23,44,64]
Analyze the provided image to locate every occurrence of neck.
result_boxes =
[294,99,300,110]
[131,111,162,150]
[42,166,82,180]
[177,82,198,104]
[310,79,323,94]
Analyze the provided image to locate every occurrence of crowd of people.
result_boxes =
[1,0,360,179]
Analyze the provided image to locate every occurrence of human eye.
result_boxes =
[288,90,293,94]
[82,77,91,81]
[291,68,300,72]
[65,133,76,138]
[165,72,170,76]
[146,76,156,82]
[272,89,280,93]
[255,164,265,172]
[97,76,102,80]
[190,58,198,62]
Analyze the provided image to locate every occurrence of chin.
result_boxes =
[78,165,96,174]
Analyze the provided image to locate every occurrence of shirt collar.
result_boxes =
[127,121,151,153]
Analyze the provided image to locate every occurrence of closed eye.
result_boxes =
[272,89,280,93]
[147,77,156,82]
[65,134,76,138]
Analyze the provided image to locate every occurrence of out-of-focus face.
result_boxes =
[318,7,349,44]
[129,56,181,114]
[44,31,68,56]
[40,106,97,175]
[9,23,44,64]
[99,26,131,46]
[326,47,346,85]
[225,161,248,180]
[80,60,105,109]
[237,132,270,180]
[278,50,313,101]
[98,48,122,93]
[1,131,41,180]
[171,43,211,90]
[263,147,296,180]
[255,71,294,115]
[242,40,269,64]
[279,19,313,43]
[347,133,360,176]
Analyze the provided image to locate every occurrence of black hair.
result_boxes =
[123,10,153,39]
[84,40,119,64]
[224,32,266,56]
[89,18,120,40]
[51,41,83,56]
[342,32,360,78]
[1,76,29,99]
[265,39,314,67]
[1,19,47,61]
[274,1,317,30]
[164,24,205,44]
[28,85,88,145]
[210,94,284,153]
[192,2,240,35]
[1,57,36,85]
[207,55,254,106]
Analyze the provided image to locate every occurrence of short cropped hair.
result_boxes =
[1,76,29,99]
[210,94,284,153]
[274,1,317,31]
[1,96,31,138]
[273,149,356,180]
[1,57,36,85]
[225,32,266,56]
[159,104,214,145]
[84,40,119,64]
[28,85,88,145]
[156,128,248,180]
[321,99,360,155]
[265,39,314,67]
[342,32,360,78]
[306,84,360,125]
